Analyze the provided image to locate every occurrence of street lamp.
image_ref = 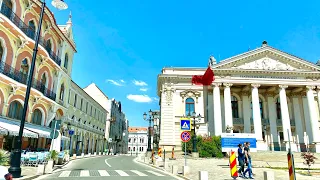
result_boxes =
[67,123,74,156]
[153,118,159,151]
[143,109,153,152]
[191,112,201,153]
[9,0,68,178]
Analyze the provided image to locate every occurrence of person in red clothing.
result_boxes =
[4,173,12,180]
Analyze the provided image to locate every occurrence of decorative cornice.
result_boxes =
[180,90,201,103]
[223,83,233,88]
[279,85,288,89]
[212,83,222,87]
[306,85,316,90]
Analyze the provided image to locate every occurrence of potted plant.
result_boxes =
[0,149,9,166]
[45,150,58,174]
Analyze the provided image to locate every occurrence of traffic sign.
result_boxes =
[180,118,191,131]
[50,130,59,139]
[181,131,191,142]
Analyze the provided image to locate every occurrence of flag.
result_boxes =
[191,67,214,85]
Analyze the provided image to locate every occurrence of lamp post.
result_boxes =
[8,1,68,177]
[67,123,74,156]
[191,112,201,153]
[143,109,153,152]
[153,118,159,151]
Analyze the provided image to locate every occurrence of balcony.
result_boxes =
[0,4,62,66]
[0,61,56,101]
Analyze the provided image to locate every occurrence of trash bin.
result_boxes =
[57,152,65,165]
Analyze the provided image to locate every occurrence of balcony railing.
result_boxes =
[0,4,62,66]
[0,61,56,101]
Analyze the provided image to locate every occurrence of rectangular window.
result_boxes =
[74,94,77,107]
[80,99,83,110]
[68,90,71,104]
[91,106,92,116]
[86,102,88,113]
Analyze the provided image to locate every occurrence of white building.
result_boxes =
[128,127,153,155]
[157,41,320,153]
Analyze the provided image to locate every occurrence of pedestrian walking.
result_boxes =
[243,142,254,179]
[237,144,245,177]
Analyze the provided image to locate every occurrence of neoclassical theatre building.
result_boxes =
[157,41,320,152]
[0,0,106,154]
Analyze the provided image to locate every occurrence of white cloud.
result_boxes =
[132,80,148,86]
[127,94,152,103]
[140,88,148,92]
[120,79,125,83]
[153,97,159,101]
[106,79,125,86]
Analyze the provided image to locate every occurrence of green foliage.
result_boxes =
[181,134,223,158]
[63,150,69,155]
[46,150,59,161]
[0,149,9,166]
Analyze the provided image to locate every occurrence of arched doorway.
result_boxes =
[31,109,42,126]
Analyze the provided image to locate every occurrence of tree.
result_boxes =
[301,151,317,175]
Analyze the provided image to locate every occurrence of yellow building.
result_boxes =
[0,0,107,154]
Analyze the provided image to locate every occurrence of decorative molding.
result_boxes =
[180,89,201,103]
[212,83,222,87]
[241,91,250,96]
[235,57,298,71]
[15,36,29,57]
[306,85,316,90]
[163,83,175,105]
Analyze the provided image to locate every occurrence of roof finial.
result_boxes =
[67,11,72,24]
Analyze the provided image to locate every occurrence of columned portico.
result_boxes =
[158,41,320,152]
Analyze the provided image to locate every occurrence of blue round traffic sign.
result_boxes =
[181,131,191,142]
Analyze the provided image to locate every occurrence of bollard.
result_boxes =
[151,149,155,163]
[169,147,176,160]
[287,152,296,180]
[182,166,190,176]
[171,165,178,175]
[229,151,238,179]
[144,157,149,163]
[264,171,275,180]
[199,171,208,180]
[158,148,162,157]
[37,164,45,175]
[73,154,77,160]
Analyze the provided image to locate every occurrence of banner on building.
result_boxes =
[221,133,257,152]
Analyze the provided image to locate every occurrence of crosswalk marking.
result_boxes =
[57,170,166,177]
[98,170,110,176]
[146,170,165,176]
[115,170,129,176]
[131,170,147,176]
[58,171,71,177]
[80,170,90,177]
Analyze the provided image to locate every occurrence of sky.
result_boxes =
[48,0,320,127]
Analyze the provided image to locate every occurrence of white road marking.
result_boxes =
[80,170,90,177]
[131,170,147,176]
[58,171,71,177]
[104,156,119,167]
[115,170,129,176]
[146,170,165,176]
[98,170,110,176]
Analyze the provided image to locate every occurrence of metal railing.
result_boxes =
[0,4,62,66]
[0,61,56,101]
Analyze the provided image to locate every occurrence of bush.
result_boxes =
[46,150,59,161]
[181,134,223,158]
[0,149,9,166]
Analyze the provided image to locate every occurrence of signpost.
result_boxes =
[180,118,191,131]
[181,131,191,166]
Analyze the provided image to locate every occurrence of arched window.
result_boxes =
[129,138,131,143]
[64,53,68,69]
[21,58,29,84]
[129,147,131,151]
[0,41,3,62]
[40,74,47,93]
[45,40,52,53]
[60,84,64,100]
[133,147,135,151]
[8,100,23,120]
[276,97,281,119]
[231,96,239,118]
[32,109,42,125]
[133,138,136,143]
[3,0,13,18]
[185,98,195,116]
[28,20,36,39]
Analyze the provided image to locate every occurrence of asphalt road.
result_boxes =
[36,155,180,180]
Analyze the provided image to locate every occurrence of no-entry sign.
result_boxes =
[181,131,191,142]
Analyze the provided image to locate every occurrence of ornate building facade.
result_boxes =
[157,41,320,153]
[0,0,106,154]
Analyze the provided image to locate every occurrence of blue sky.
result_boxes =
[48,0,320,127]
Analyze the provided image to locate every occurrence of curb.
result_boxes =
[133,157,190,180]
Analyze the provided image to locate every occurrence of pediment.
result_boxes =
[180,90,201,103]
[213,46,320,72]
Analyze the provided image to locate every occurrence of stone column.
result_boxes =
[213,83,222,136]
[292,95,304,152]
[267,95,278,150]
[242,93,251,133]
[278,85,293,150]
[306,86,320,152]
[224,83,233,132]
[317,87,320,117]
[251,84,263,145]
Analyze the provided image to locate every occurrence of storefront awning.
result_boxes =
[0,121,38,138]
[23,126,51,138]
